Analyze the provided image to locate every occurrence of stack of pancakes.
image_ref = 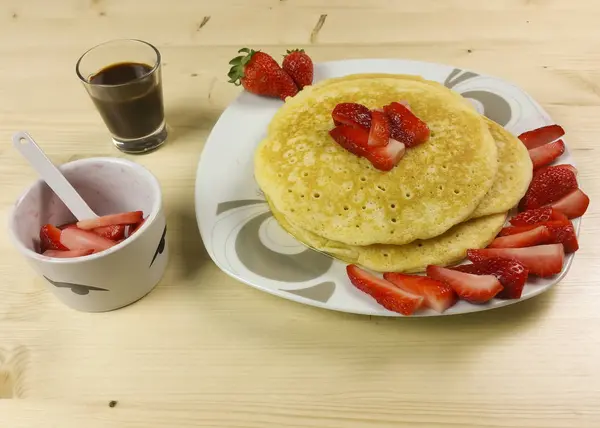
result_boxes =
[254,74,532,272]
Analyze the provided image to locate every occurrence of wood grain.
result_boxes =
[1,0,600,427]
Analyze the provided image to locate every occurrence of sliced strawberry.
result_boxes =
[42,249,94,258]
[520,166,578,210]
[467,244,565,277]
[533,163,578,180]
[554,164,578,176]
[368,110,390,147]
[518,124,565,150]
[528,139,565,170]
[59,221,126,241]
[76,211,143,230]
[40,224,68,252]
[488,225,550,248]
[452,258,529,300]
[129,218,146,236]
[545,222,579,253]
[510,206,569,226]
[331,103,372,130]
[57,222,78,230]
[383,102,430,147]
[426,265,503,304]
[499,220,569,236]
[329,125,370,157]
[499,221,578,252]
[383,272,457,313]
[365,138,406,171]
[346,264,423,315]
[547,189,590,219]
[92,224,126,241]
[60,228,116,252]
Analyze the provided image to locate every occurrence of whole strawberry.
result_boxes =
[228,48,298,100]
[282,49,314,89]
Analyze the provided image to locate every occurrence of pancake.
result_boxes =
[469,118,532,217]
[268,199,507,273]
[255,77,498,246]
[302,73,533,218]
[302,73,469,108]
[305,72,441,94]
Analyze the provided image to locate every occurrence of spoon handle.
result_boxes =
[12,131,98,221]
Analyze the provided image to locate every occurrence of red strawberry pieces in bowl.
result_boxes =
[60,228,116,253]
[39,211,147,259]
[40,224,69,252]
[76,211,143,230]
[92,224,126,241]
[329,101,430,172]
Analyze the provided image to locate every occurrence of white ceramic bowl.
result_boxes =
[8,157,169,312]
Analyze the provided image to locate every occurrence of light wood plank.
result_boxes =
[1,0,600,427]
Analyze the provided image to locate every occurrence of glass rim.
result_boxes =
[75,38,161,88]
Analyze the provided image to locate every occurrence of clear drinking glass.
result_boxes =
[76,39,168,154]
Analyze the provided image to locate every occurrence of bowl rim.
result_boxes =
[8,157,163,264]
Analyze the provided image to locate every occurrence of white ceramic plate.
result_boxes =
[195,59,580,317]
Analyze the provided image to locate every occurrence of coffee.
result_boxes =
[88,62,164,140]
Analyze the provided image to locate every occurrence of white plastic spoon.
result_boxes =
[12,131,98,221]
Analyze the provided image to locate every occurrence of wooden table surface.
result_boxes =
[1,1,600,427]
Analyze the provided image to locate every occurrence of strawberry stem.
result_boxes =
[227,47,257,86]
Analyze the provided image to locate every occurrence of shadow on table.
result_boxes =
[164,106,223,143]
[169,204,211,281]
[208,281,556,372]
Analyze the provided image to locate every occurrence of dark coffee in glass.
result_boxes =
[76,40,167,154]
